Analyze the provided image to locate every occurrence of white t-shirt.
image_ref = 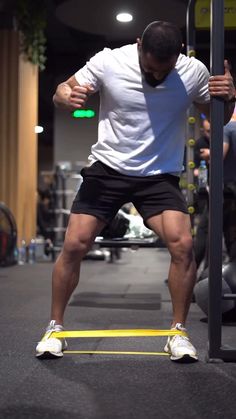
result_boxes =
[75,44,210,176]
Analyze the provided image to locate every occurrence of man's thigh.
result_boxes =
[133,174,188,226]
[65,213,106,246]
[146,210,192,245]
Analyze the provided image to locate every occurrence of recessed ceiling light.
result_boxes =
[116,13,133,23]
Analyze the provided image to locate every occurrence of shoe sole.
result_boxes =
[36,351,64,359]
[36,337,67,359]
[169,354,198,363]
[164,343,198,363]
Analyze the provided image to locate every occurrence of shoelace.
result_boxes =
[46,325,63,334]
[41,328,64,342]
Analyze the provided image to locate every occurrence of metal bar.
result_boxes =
[208,0,225,359]
[94,237,165,248]
[222,294,236,300]
[186,0,195,50]
[186,0,197,217]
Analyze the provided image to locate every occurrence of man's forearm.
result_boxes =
[53,82,72,109]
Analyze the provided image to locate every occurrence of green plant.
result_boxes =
[15,0,47,71]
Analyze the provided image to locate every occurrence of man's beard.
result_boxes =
[139,60,167,86]
[142,71,167,87]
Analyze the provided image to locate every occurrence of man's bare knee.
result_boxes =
[169,235,194,264]
[63,236,94,259]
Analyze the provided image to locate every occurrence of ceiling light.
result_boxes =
[116,13,133,23]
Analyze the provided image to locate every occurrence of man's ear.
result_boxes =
[136,38,142,54]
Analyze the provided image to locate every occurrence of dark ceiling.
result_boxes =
[55,0,188,41]
[45,0,190,77]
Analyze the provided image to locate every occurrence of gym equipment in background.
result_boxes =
[194,261,236,319]
[0,202,17,267]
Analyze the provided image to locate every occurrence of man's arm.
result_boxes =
[223,124,231,158]
[194,60,235,124]
[223,141,230,158]
[53,75,94,111]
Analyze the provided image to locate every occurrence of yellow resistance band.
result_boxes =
[51,329,187,338]
[64,350,169,356]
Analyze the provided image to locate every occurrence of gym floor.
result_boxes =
[1,247,236,419]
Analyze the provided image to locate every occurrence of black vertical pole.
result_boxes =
[186,0,195,49]
[208,0,225,359]
[186,0,196,222]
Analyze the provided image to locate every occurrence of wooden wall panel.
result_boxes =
[0,30,38,245]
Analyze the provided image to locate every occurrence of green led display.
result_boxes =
[73,109,95,118]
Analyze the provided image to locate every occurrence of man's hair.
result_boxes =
[141,21,183,61]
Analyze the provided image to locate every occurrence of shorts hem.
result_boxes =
[143,207,189,224]
[70,209,109,225]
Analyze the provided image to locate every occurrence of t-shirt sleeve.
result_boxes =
[223,124,231,144]
[74,48,109,92]
[193,60,210,104]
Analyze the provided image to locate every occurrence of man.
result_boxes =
[194,105,236,272]
[223,108,236,262]
[193,118,211,270]
[36,21,235,362]
[194,118,211,173]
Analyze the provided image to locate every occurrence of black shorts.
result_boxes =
[71,161,188,224]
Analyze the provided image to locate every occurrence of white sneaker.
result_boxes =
[36,320,67,359]
[164,323,198,362]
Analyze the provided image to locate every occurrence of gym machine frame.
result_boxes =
[187,0,236,362]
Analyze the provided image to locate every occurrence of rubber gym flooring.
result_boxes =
[1,247,236,419]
